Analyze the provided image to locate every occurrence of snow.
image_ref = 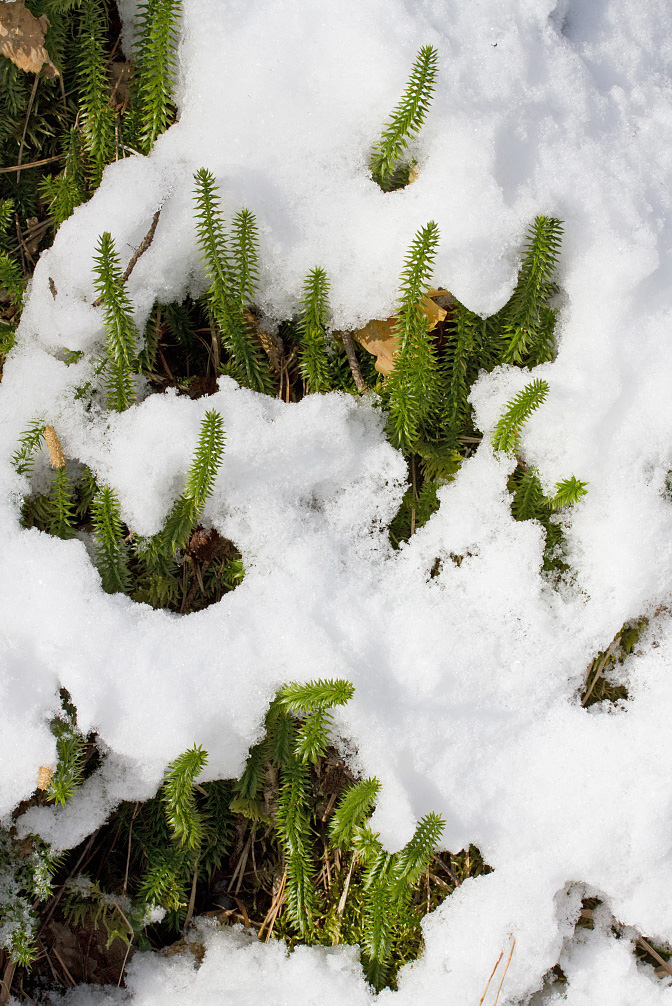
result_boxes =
[3,0,672,1001]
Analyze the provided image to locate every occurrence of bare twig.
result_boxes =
[51,947,76,987]
[122,803,139,899]
[337,854,357,916]
[341,331,366,391]
[492,938,515,1006]
[0,959,16,1004]
[0,154,62,175]
[183,867,198,932]
[93,208,161,307]
[478,951,503,1006]
[122,208,161,284]
[432,853,461,887]
[581,637,622,707]
[258,872,286,942]
[117,939,133,988]
[637,936,672,977]
[16,74,39,185]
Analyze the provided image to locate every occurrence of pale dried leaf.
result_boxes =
[0,0,59,77]
[37,764,55,790]
[352,289,452,376]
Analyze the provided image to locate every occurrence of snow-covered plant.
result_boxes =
[370,45,439,192]
[11,420,46,476]
[163,745,208,849]
[500,216,563,365]
[160,408,226,554]
[491,378,550,454]
[385,220,441,453]
[328,779,444,989]
[0,832,62,966]
[91,486,131,595]
[298,267,332,393]
[92,231,140,412]
[48,690,87,807]
[133,0,183,153]
[194,168,273,394]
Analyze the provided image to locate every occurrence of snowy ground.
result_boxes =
[3,0,672,1001]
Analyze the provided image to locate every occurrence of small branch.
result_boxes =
[122,208,161,284]
[341,331,366,391]
[16,74,40,185]
[637,936,672,977]
[0,959,16,1005]
[581,637,621,707]
[183,867,198,932]
[93,208,161,308]
[0,154,62,175]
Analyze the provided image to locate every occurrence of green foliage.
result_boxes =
[276,756,318,938]
[161,409,225,554]
[0,251,24,307]
[329,790,445,989]
[500,216,563,365]
[194,168,273,394]
[298,267,331,392]
[279,679,354,714]
[162,745,208,849]
[329,778,381,848]
[38,129,85,227]
[0,831,62,965]
[546,475,588,511]
[91,485,131,594]
[509,465,587,574]
[92,231,139,411]
[47,467,78,539]
[385,221,441,453]
[48,690,87,806]
[11,420,46,476]
[491,378,549,454]
[370,45,439,192]
[77,0,115,186]
[134,0,182,153]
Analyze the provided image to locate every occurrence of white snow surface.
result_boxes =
[4,0,672,1001]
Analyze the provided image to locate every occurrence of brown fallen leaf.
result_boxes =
[0,0,59,77]
[352,288,454,376]
[37,764,54,790]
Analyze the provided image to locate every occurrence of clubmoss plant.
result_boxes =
[194,168,274,394]
[92,231,140,412]
[370,45,439,192]
[133,0,183,153]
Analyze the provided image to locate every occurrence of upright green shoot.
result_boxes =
[162,409,225,554]
[491,379,549,454]
[162,745,208,849]
[370,45,439,192]
[77,0,114,186]
[92,231,139,412]
[193,169,273,394]
[501,216,563,365]
[48,693,87,807]
[386,221,441,453]
[91,486,131,594]
[298,267,331,393]
[134,0,182,153]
